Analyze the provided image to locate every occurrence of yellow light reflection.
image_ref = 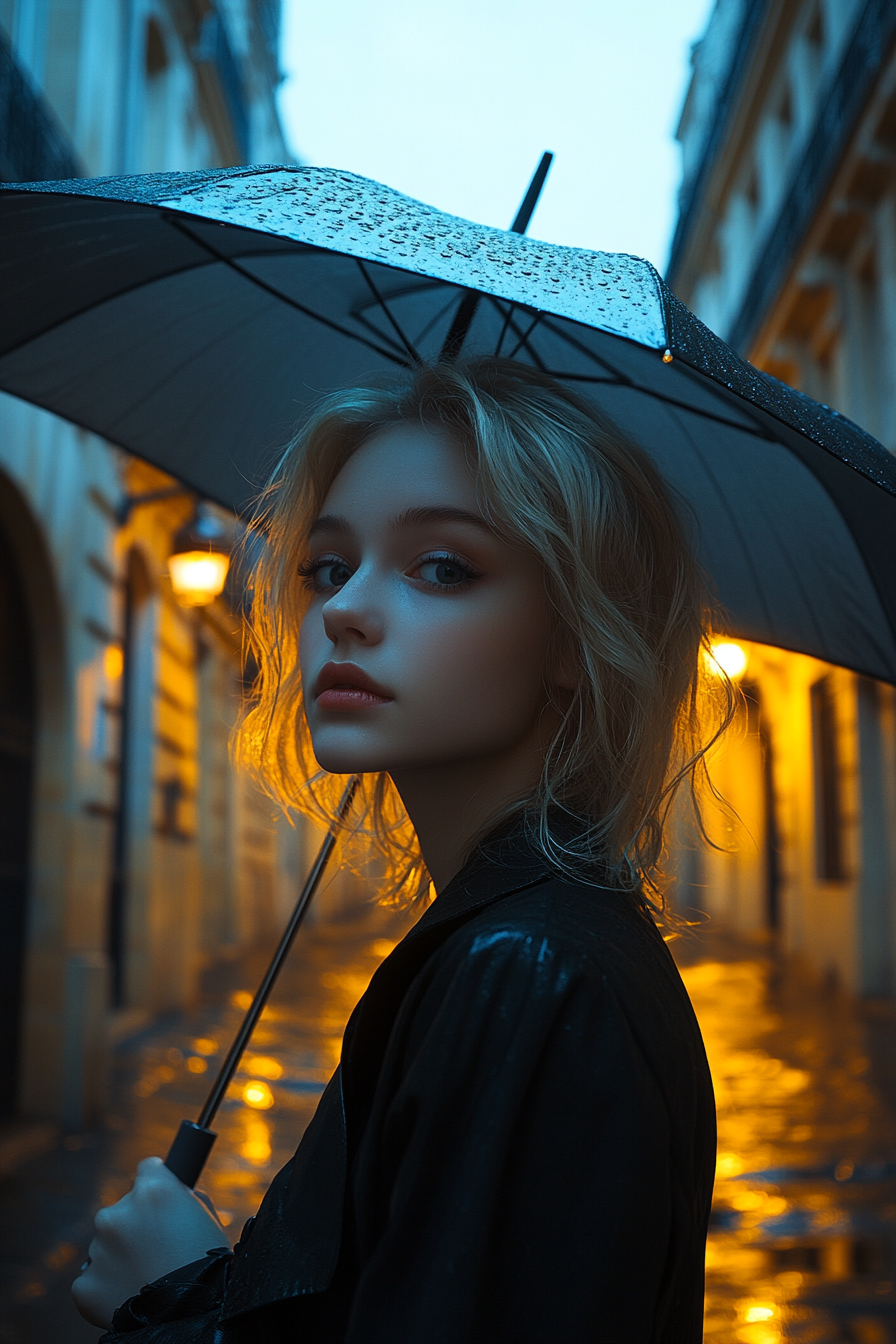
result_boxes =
[240,1118,271,1166]
[168,551,230,607]
[242,1079,274,1110]
[731,1190,766,1212]
[371,939,397,958]
[704,640,748,680]
[744,1304,775,1322]
[186,1056,208,1074]
[736,1329,780,1344]
[231,991,253,1011]
[104,645,124,680]
[192,1037,219,1056]
[244,1055,282,1080]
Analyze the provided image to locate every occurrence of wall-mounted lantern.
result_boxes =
[168,503,231,607]
[704,639,748,681]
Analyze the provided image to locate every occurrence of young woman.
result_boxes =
[74,358,726,1342]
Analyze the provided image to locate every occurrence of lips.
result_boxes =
[314,662,393,710]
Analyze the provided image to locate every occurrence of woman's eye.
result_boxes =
[415,556,478,588]
[303,558,353,590]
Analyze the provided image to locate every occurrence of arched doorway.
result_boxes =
[107,548,153,1007]
[0,525,36,1116]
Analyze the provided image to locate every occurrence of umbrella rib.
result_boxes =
[162,216,413,367]
[97,301,292,441]
[535,370,778,440]
[528,315,782,438]
[409,292,462,347]
[354,260,423,363]
[535,315,638,385]
[663,405,789,640]
[493,300,519,358]
[0,256,227,357]
[504,311,548,367]
[349,283,459,353]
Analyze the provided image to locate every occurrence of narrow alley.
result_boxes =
[1,910,894,1343]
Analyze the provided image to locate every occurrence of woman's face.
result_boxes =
[299,423,558,780]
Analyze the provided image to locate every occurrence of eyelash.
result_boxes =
[297,554,349,592]
[414,552,481,592]
[297,551,481,593]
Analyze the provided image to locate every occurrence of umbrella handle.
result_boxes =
[163,777,359,1189]
[165,1120,217,1189]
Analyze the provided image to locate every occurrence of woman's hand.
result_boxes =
[71,1157,229,1329]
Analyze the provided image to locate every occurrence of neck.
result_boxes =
[390,722,556,892]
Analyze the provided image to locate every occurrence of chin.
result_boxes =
[311,734,392,777]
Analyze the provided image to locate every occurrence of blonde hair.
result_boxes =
[237,358,731,904]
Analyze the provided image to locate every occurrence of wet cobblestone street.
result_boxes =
[0,898,414,1344]
[677,931,896,1343]
[1,911,894,1342]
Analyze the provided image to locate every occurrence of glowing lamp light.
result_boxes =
[744,1304,776,1323]
[242,1079,274,1110]
[168,502,232,607]
[168,551,230,606]
[104,644,124,680]
[704,640,748,681]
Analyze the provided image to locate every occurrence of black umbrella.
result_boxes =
[1,163,895,682]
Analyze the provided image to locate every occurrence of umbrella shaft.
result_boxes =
[163,778,358,1186]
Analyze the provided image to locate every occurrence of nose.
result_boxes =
[321,572,384,649]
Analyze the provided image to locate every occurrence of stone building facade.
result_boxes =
[0,0,310,1139]
[668,0,896,995]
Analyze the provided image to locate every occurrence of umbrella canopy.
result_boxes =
[1,166,895,682]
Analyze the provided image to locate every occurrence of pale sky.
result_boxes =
[277,0,716,275]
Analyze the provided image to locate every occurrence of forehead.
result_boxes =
[322,423,477,514]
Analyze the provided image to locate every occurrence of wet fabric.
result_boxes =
[101,829,716,1343]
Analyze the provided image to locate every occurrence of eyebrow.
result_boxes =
[308,506,491,538]
[308,513,351,538]
[390,506,491,532]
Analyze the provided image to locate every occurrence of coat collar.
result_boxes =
[402,819,557,943]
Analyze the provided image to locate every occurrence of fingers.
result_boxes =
[136,1155,165,1178]
[193,1188,222,1225]
[71,1244,118,1330]
[71,1154,230,1329]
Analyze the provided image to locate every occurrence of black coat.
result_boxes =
[103,828,715,1343]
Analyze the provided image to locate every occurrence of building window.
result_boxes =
[810,676,846,880]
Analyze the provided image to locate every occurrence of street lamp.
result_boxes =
[168,503,231,607]
[704,640,748,680]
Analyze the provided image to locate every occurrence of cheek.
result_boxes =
[406,598,550,720]
[298,607,325,676]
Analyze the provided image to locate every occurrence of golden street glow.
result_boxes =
[192,1037,219,1056]
[716,1151,744,1178]
[186,1056,208,1074]
[240,1118,271,1166]
[168,551,229,607]
[231,991,253,1011]
[245,1055,282,1080]
[704,640,748,680]
[242,1079,274,1110]
[371,939,397,959]
[104,645,124,680]
[745,1304,776,1322]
